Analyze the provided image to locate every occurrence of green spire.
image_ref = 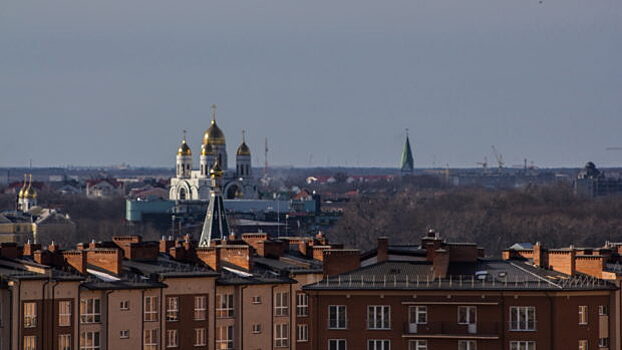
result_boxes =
[400,131,414,173]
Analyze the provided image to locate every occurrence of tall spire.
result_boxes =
[211,104,217,123]
[199,160,230,247]
[400,129,414,174]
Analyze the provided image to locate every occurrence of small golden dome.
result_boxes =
[23,185,37,199]
[209,161,224,178]
[18,175,28,199]
[177,140,192,156]
[201,143,215,156]
[237,142,251,156]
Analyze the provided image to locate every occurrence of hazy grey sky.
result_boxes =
[1,0,621,168]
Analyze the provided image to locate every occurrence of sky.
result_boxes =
[0,0,621,169]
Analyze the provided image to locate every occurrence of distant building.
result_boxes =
[0,174,75,243]
[574,161,622,198]
[169,105,258,201]
[86,178,124,199]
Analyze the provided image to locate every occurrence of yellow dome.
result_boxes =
[236,142,251,156]
[201,143,215,156]
[203,120,226,146]
[23,185,37,199]
[177,139,192,156]
[209,161,224,178]
[17,175,28,198]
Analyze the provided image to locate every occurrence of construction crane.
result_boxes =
[476,157,488,170]
[491,146,504,169]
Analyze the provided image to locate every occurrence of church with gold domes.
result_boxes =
[169,105,257,201]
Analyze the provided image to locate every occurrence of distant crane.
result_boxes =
[476,157,488,170]
[491,146,504,169]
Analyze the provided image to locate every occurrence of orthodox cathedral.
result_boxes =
[169,105,257,201]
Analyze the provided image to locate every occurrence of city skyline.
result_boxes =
[1,0,621,169]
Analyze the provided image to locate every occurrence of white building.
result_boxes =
[169,105,257,201]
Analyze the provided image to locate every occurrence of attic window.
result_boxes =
[498,272,507,278]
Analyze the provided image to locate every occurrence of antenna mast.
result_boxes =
[264,137,269,177]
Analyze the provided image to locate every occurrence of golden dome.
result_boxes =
[177,139,192,156]
[18,175,28,198]
[237,142,251,156]
[201,143,215,156]
[202,104,225,146]
[209,161,224,178]
[203,121,225,146]
[23,185,37,199]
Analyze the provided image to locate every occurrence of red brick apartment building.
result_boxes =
[303,232,616,350]
[0,232,337,350]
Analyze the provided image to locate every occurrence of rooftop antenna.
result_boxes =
[264,137,269,177]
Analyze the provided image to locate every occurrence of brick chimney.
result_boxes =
[48,241,59,253]
[533,242,543,267]
[86,249,123,275]
[62,250,87,274]
[0,243,19,259]
[323,249,361,277]
[196,247,221,271]
[377,237,389,263]
[219,245,254,271]
[159,236,175,254]
[23,241,42,256]
[432,249,449,279]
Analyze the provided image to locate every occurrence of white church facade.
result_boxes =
[169,105,257,201]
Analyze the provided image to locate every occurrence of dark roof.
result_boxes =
[304,259,616,292]
[217,262,295,286]
[123,255,219,278]
[254,255,323,274]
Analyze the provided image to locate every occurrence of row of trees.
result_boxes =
[330,183,622,255]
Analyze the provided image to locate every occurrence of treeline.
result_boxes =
[330,183,622,255]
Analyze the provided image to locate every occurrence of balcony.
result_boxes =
[403,322,500,339]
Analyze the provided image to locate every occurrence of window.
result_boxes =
[216,325,233,349]
[166,330,178,348]
[458,306,477,324]
[80,331,100,350]
[297,293,309,317]
[194,328,206,347]
[166,297,179,321]
[252,296,262,304]
[23,336,36,350]
[216,294,234,318]
[144,329,158,350]
[368,339,390,350]
[80,298,101,324]
[297,324,309,342]
[409,340,427,350]
[368,305,391,330]
[23,302,37,328]
[120,330,129,339]
[579,306,588,325]
[274,323,289,348]
[329,305,347,329]
[459,340,477,350]
[409,306,427,325]
[275,292,289,317]
[194,295,207,320]
[252,324,262,334]
[510,341,536,350]
[509,306,536,331]
[329,339,347,350]
[579,340,588,350]
[59,301,72,326]
[599,338,610,347]
[144,296,159,322]
[59,334,71,350]
[599,305,609,316]
[120,301,129,310]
